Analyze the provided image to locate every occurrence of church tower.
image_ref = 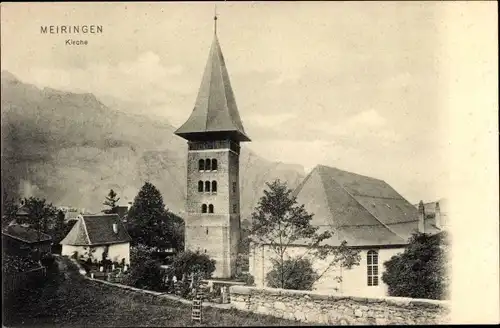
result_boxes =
[174,14,250,278]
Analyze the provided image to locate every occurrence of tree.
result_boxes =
[18,197,57,236]
[49,210,67,254]
[267,257,318,290]
[249,179,361,290]
[103,189,120,214]
[1,191,18,229]
[123,245,164,290]
[382,231,450,300]
[127,182,184,250]
[169,250,216,282]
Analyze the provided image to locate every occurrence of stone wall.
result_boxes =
[229,286,450,325]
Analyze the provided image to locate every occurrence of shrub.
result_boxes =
[382,231,450,300]
[169,250,216,282]
[266,257,318,290]
[122,258,163,290]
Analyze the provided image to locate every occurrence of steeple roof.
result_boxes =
[175,27,250,142]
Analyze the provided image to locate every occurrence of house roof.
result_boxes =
[285,165,441,247]
[2,224,52,244]
[174,32,250,142]
[60,214,132,246]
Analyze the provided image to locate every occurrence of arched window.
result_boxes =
[211,181,217,193]
[205,181,211,192]
[367,250,379,286]
[212,159,218,171]
[201,204,207,213]
[198,181,204,192]
[198,159,205,171]
[208,204,214,213]
[205,158,211,171]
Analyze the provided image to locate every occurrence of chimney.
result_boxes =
[127,202,132,211]
[435,201,442,230]
[112,223,118,234]
[418,200,425,233]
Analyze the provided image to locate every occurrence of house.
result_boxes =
[60,214,132,264]
[249,164,443,298]
[2,224,53,256]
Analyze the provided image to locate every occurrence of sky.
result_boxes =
[1,1,489,204]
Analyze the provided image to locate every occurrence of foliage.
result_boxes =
[235,253,249,274]
[169,250,216,282]
[3,256,301,327]
[249,179,361,289]
[122,245,164,290]
[382,231,450,300]
[127,182,185,250]
[103,189,120,214]
[266,257,318,290]
[17,197,58,234]
[2,252,40,274]
[1,191,18,228]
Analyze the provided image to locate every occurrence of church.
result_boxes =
[249,165,444,297]
[173,14,444,294]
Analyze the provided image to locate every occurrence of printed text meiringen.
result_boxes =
[40,25,103,34]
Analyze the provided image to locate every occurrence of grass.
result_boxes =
[2,257,303,327]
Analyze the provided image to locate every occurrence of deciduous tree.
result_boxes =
[382,231,450,300]
[249,179,361,290]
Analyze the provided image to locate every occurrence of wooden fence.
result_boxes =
[3,266,47,295]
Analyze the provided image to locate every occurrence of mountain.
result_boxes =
[1,71,305,220]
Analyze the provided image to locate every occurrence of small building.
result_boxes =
[60,214,132,264]
[250,165,443,298]
[2,224,53,256]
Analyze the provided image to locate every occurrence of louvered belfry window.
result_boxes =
[367,250,379,286]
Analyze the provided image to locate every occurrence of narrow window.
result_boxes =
[205,158,211,171]
[208,204,214,213]
[212,181,217,193]
[232,182,237,193]
[205,181,211,192]
[233,204,237,214]
[367,250,379,286]
[212,159,218,171]
[201,204,207,213]
[206,227,209,235]
[198,159,205,171]
[198,181,204,192]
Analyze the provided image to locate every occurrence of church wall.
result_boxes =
[250,244,404,298]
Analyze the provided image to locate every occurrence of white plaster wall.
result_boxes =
[250,244,404,297]
[61,243,130,265]
[108,242,130,265]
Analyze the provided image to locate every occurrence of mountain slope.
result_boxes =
[1,71,304,219]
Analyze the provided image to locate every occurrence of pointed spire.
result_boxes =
[174,10,250,142]
[214,4,218,35]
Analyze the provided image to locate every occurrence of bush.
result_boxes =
[382,232,450,300]
[122,258,163,290]
[169,250,216,282]
[266,257,318,290]
[122,244,165,291]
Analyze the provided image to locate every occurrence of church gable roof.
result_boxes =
[60,214,131,246]
[174,33,250,142]
[292,165,424,247]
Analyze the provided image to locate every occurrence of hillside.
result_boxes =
[1,71,304,219]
